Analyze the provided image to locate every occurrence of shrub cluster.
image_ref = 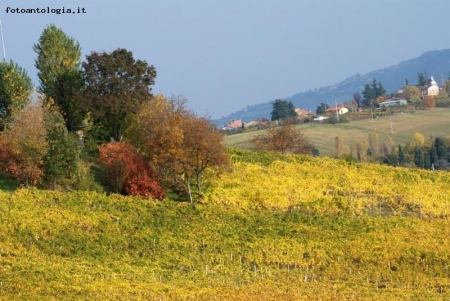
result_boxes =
[99,142,166,200]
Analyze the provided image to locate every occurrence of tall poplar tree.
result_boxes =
[34,24,84,132]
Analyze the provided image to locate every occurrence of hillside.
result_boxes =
[1,150,450,299]
[216,49,450,126]
[224,108,450,156]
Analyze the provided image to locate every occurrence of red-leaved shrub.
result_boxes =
[99,142,166,200]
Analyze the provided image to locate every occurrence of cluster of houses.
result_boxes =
[379,75,440,108]
[222,75,442,130]
[222,118,269,131]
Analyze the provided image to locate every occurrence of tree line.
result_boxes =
[0,24,229,202]
[334,131,450,170]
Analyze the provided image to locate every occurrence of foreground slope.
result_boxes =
[0,151,450,300]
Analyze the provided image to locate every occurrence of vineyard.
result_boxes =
[1,150,450,300]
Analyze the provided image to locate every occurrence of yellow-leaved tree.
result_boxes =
[127,94,229,202]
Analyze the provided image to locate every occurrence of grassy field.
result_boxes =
[225,108,450,156]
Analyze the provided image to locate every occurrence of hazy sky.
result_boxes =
[2,0,449,119]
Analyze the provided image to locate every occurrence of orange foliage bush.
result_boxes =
[423,96,436,109]
[0,137,13,171]
[99,142,166,200]
[0,134,44,186]
[0,104,48,186]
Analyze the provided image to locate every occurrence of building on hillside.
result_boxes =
[222,119,243,130]
[243,118,269,129]
[325,106,349,115]
[295,108,313,116]
[417,76,439,98]
[379,98,407,107]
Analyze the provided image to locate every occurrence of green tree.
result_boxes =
[316,102,329,114]
[271,99,296,121]
[402,85,421,102]
[433,137,447,161]
[414,147,424,168]
[417,72,427,86]
[371,79,378,96]
[362,79,385,107]
[43,109,80,189]
[0,60,33,130]
[429,144,438,165]
[398,145,406,165]
[376,81,386,98]
[33,24,84,132]
[81,48,157,142]
[362,84,375,107]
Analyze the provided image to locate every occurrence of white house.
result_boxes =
[325,106,349,115]
[418,76,439,97]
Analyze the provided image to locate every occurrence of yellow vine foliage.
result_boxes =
[203,154,450,217]
[0,186,450,299]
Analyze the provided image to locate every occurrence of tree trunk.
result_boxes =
[196,171,202,193]
[185,173,193,203]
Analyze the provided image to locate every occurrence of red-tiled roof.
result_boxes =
[326,106,346,112]
[225,119,243,129]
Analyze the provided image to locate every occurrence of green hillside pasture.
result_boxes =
[225,109,450,156]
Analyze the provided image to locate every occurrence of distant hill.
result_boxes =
[216,49,450,126]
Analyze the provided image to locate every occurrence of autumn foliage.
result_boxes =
[98,142,166,200]
[127,94,230,202]
[0,104,48,186]
[423,95,436,109]
[251,123,314,155]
